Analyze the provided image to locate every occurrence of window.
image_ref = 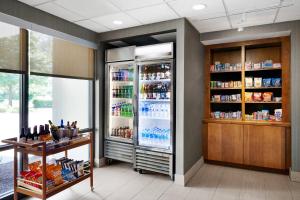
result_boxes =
[0,22,21,199]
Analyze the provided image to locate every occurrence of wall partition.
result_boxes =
[0,22,95,199]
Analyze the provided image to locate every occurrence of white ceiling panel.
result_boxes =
[92,12,141,30]
[75,20,110,33]
[230,9,277,28]
[108,0,164,11]
[36,2,84,22]
[18,0,51,6]
[55,0,120,18]
[191,17,231,33]
[126,4,178,24]
[168,0,226,20]
[276,0,300,22]
[225,0,280,14]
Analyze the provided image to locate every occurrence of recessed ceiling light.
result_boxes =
[113,20,123,25]
[192,4,206,10]
[238,27,244,32]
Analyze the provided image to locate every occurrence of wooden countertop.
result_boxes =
[203,119,291,127]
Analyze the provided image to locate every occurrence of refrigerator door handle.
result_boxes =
[133,94,138,116]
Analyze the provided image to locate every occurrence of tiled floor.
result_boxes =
[26,163,300,200]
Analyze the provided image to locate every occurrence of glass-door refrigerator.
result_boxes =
[104,46,136,164]
[134,43,174,178]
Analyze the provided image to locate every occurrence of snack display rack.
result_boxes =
[2,132,94,200]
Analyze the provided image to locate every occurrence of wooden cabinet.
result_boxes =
[244,125,286,169]
[205,121,290,170]
[207,123,243,164]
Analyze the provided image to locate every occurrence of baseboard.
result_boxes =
[174,156,204,186]
[94,157,106,168]
[290,169,300,182]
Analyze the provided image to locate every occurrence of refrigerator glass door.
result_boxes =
[138,61,173,150]
[108,62,135,143]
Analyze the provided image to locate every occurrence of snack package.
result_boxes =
[254,77,262,88]
[273,63,281,68]
[221,95,227,102]
[271,78,281,87]
[262,78,272,87]
[274,97,282,102]
[262,110,270,120]
[245,92,253,102]
[28,161,41,173]
[210,65,215,72]
[245,62,253,70]
[274,109,282,121]
[231,94,237,101]
[253,63,261,69]
[245,77,253,88]
[263,92,273,102]
[214,95,221,102]
[253,92,262,101]
[262,60,273,68]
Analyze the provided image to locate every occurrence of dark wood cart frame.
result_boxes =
[2,132,94,200]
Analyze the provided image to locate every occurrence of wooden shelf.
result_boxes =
[210,88,242,90]
[245,87,282,89]
[210,70,241,74]
[203,118,291,127]
[245,67,282,72]
[210,101,241,104]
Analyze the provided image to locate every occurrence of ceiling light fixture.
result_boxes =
[113,20,123,25]
[238,27,244,32]
[192,4,206,10]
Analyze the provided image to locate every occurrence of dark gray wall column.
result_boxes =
[200,20,300,172]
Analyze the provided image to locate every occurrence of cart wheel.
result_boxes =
[133,168,137,172]
[107,159,112,165]
[138,169,144,174]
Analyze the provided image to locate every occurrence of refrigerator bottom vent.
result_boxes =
[135,149,173,178]
[105,140,134,163]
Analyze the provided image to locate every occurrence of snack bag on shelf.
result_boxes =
[262,60,273,68]
[245,92,253,102]
[254,77,262,88]
[245,77,253,88]
[271,78,281,87]
[253,92,262,101]
[274,109,282,121]
[273,63,281,68]
[28,161,41,173]
[262,78,272,87]
[262,110,270,120]
[253,63,261,69]
[263,92,273,102]
[245,62,253,70]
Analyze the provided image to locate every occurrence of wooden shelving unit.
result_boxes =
[203,37,291,171]
[2,132,94,200]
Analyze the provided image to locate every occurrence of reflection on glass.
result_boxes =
[0,73,20,145]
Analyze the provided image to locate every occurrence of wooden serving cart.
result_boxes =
[2,132,94,200]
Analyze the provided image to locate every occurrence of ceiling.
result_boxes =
[18,0,300,33]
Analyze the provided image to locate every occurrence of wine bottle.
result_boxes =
[67,121,71,129]
[28,127,34,140]
[60,119,64,128]
[20,127,26,141]
[33,125,38,140]
[74,121,77,129]
[49,120,58,132]
[39,125,44,136]
[45,124,50,134]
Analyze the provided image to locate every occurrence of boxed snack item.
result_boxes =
[271,78,281,87]
[262,110,270,120]
[262,60,273,68]
[263,92,273,102]
[245,62,253,70]
[231,94,237,101]
[245,92,253,102]
[253,63,261,69]
[274,109,282,121]
[213,95,221,102]
[274,97,282,102]
[245,77,253,88]
[253,92,262,101]
[262,78,272,87]
[236,63,242,70]
[273,63,281,68]
[254,77,262,88]
[210,65,215,72]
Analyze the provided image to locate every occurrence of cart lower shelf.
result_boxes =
[17,173,92,199]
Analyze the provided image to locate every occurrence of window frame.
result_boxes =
[0,28,96,200]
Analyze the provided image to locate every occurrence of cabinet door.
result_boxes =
[207,123,222,161]
[244,125,286,169]
[222,124,244,164]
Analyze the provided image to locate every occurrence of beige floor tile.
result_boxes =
[239,170,266,200]
[264,173,293,200]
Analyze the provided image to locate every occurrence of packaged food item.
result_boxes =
[262,110,269,120]
[28,161,41,173]
[213,95,221,102]
[262,60,273,68]
[245,92,253,102]
[274,97,282,102]
[210,65,215,72]
[254,77,262,88]
[245,62,253,70]
[271,78,281,87]
[253,63,261,69]
[253,92,262,101]
[273,63,281,68]
[274,109,282,121]
[262,92,273,102]
[262,78,272,87]
[245,77,253,88]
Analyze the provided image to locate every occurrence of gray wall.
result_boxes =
[183,20,204,172]
[0,0,97,46]
[200,20,300,172]
[98,18,204,175]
